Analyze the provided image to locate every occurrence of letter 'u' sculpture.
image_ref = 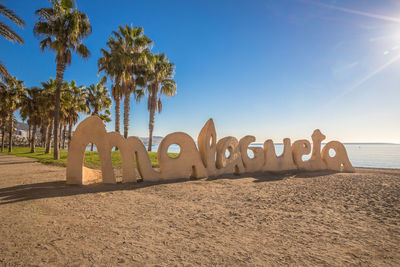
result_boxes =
[66,116,355,185]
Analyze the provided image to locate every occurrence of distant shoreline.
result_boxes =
[250,142,400,145]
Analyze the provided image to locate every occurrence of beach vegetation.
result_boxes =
[143,52,177,151]
[1,0,178,160]
[0,76,25,152]
[34,0,92,160]
[99,25,152,138]
[0,146,177,168]
[84,78,112,150]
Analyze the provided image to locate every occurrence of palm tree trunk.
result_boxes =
[90,143,94,151]
[1,126,5,152]
[67,121,72,148]
[30,125,37,153]
[123,91,130,139]
[58,124,62,151]
[147,97,156,151]
[44,124,49,151]
[40,123,47,148]
[53,59,66,160]
[115,94,120,133]
[62,124,66,149]
[46,119,53,154]
[28,123,31,148]
[8,112,14,152]
[60,125,63,149]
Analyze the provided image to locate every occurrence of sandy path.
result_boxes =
[0,154,399,266]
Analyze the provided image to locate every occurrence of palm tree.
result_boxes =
[20,87,43,153]
[58,81,70,150]
[144,53,177,151]
[84,79,111,151]
[36,82,55,149]
[34,0,91,159]
[0,1,25,80]
[41,78,56,154]
[63,80,87,148]
[98,47,122,134]
[0,86,7,152]
[108,25,152,138]
[19,89,34,148]
[2,76,25,152]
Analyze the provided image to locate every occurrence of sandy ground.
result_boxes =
[0,154,399,266]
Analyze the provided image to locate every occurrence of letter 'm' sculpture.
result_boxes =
[66,116,355,185]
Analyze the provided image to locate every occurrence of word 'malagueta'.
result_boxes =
[66,116,354,184]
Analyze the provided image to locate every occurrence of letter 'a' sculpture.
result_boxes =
[66,116,355,185]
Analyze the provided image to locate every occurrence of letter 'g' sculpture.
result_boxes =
[66,116,355,184]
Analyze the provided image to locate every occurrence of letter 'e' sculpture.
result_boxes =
[66,116,355,184]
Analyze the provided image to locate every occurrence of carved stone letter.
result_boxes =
[198,119,217,177]
[239,136,264,173]
[263,138,297,172]
[66,116,115,184]
[158,132,207,179]
[322,141,355,172]
[306,129,327,171]
[216,137,244,175]
[292,140,311,170]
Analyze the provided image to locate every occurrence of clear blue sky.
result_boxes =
[2,0,400,143]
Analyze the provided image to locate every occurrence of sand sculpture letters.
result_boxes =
[66,116,355,184]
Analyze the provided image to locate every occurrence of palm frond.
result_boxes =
[0,4,25,27]
[157,98,162,113]
[76,43,90,59]
[39,37,52,51]
[161,79,177,96]
[33,21,53,38]
[60,0,73,10]
[65,48,72,65]
[34,8,55,20]
[0,21,23,44]
[135,89,145,103]
[0,59,10,80]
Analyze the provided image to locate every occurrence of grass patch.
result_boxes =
[0,146,178,168]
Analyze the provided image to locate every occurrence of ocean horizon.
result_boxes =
[87,143,400,169]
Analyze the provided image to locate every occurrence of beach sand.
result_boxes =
[0,154,399,266]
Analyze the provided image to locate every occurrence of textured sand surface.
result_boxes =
[0,154,399,266]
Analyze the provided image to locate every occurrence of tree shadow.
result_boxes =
[0,170,341,205]
[0,160,38,165]
[0,178,192,205]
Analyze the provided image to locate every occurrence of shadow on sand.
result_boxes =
[0,170,338,205]
[0,160,38,166]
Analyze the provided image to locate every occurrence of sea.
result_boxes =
[150,143,400,169]
[87,143,400,169]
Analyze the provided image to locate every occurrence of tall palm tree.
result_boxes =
[58,81,70,150]
[84,79,111,151]
[19,88,34,148]
[0,86,7,152]
[20,87,43,153]
[34,0,91,159]
[108,25,152,138]
[41,78,56,154]
[98,47,122,134]
[35,81,55,149]
[0,0,25,80]
[63,80,87,147]
[2,76,25,152]
[144,53,177,151]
